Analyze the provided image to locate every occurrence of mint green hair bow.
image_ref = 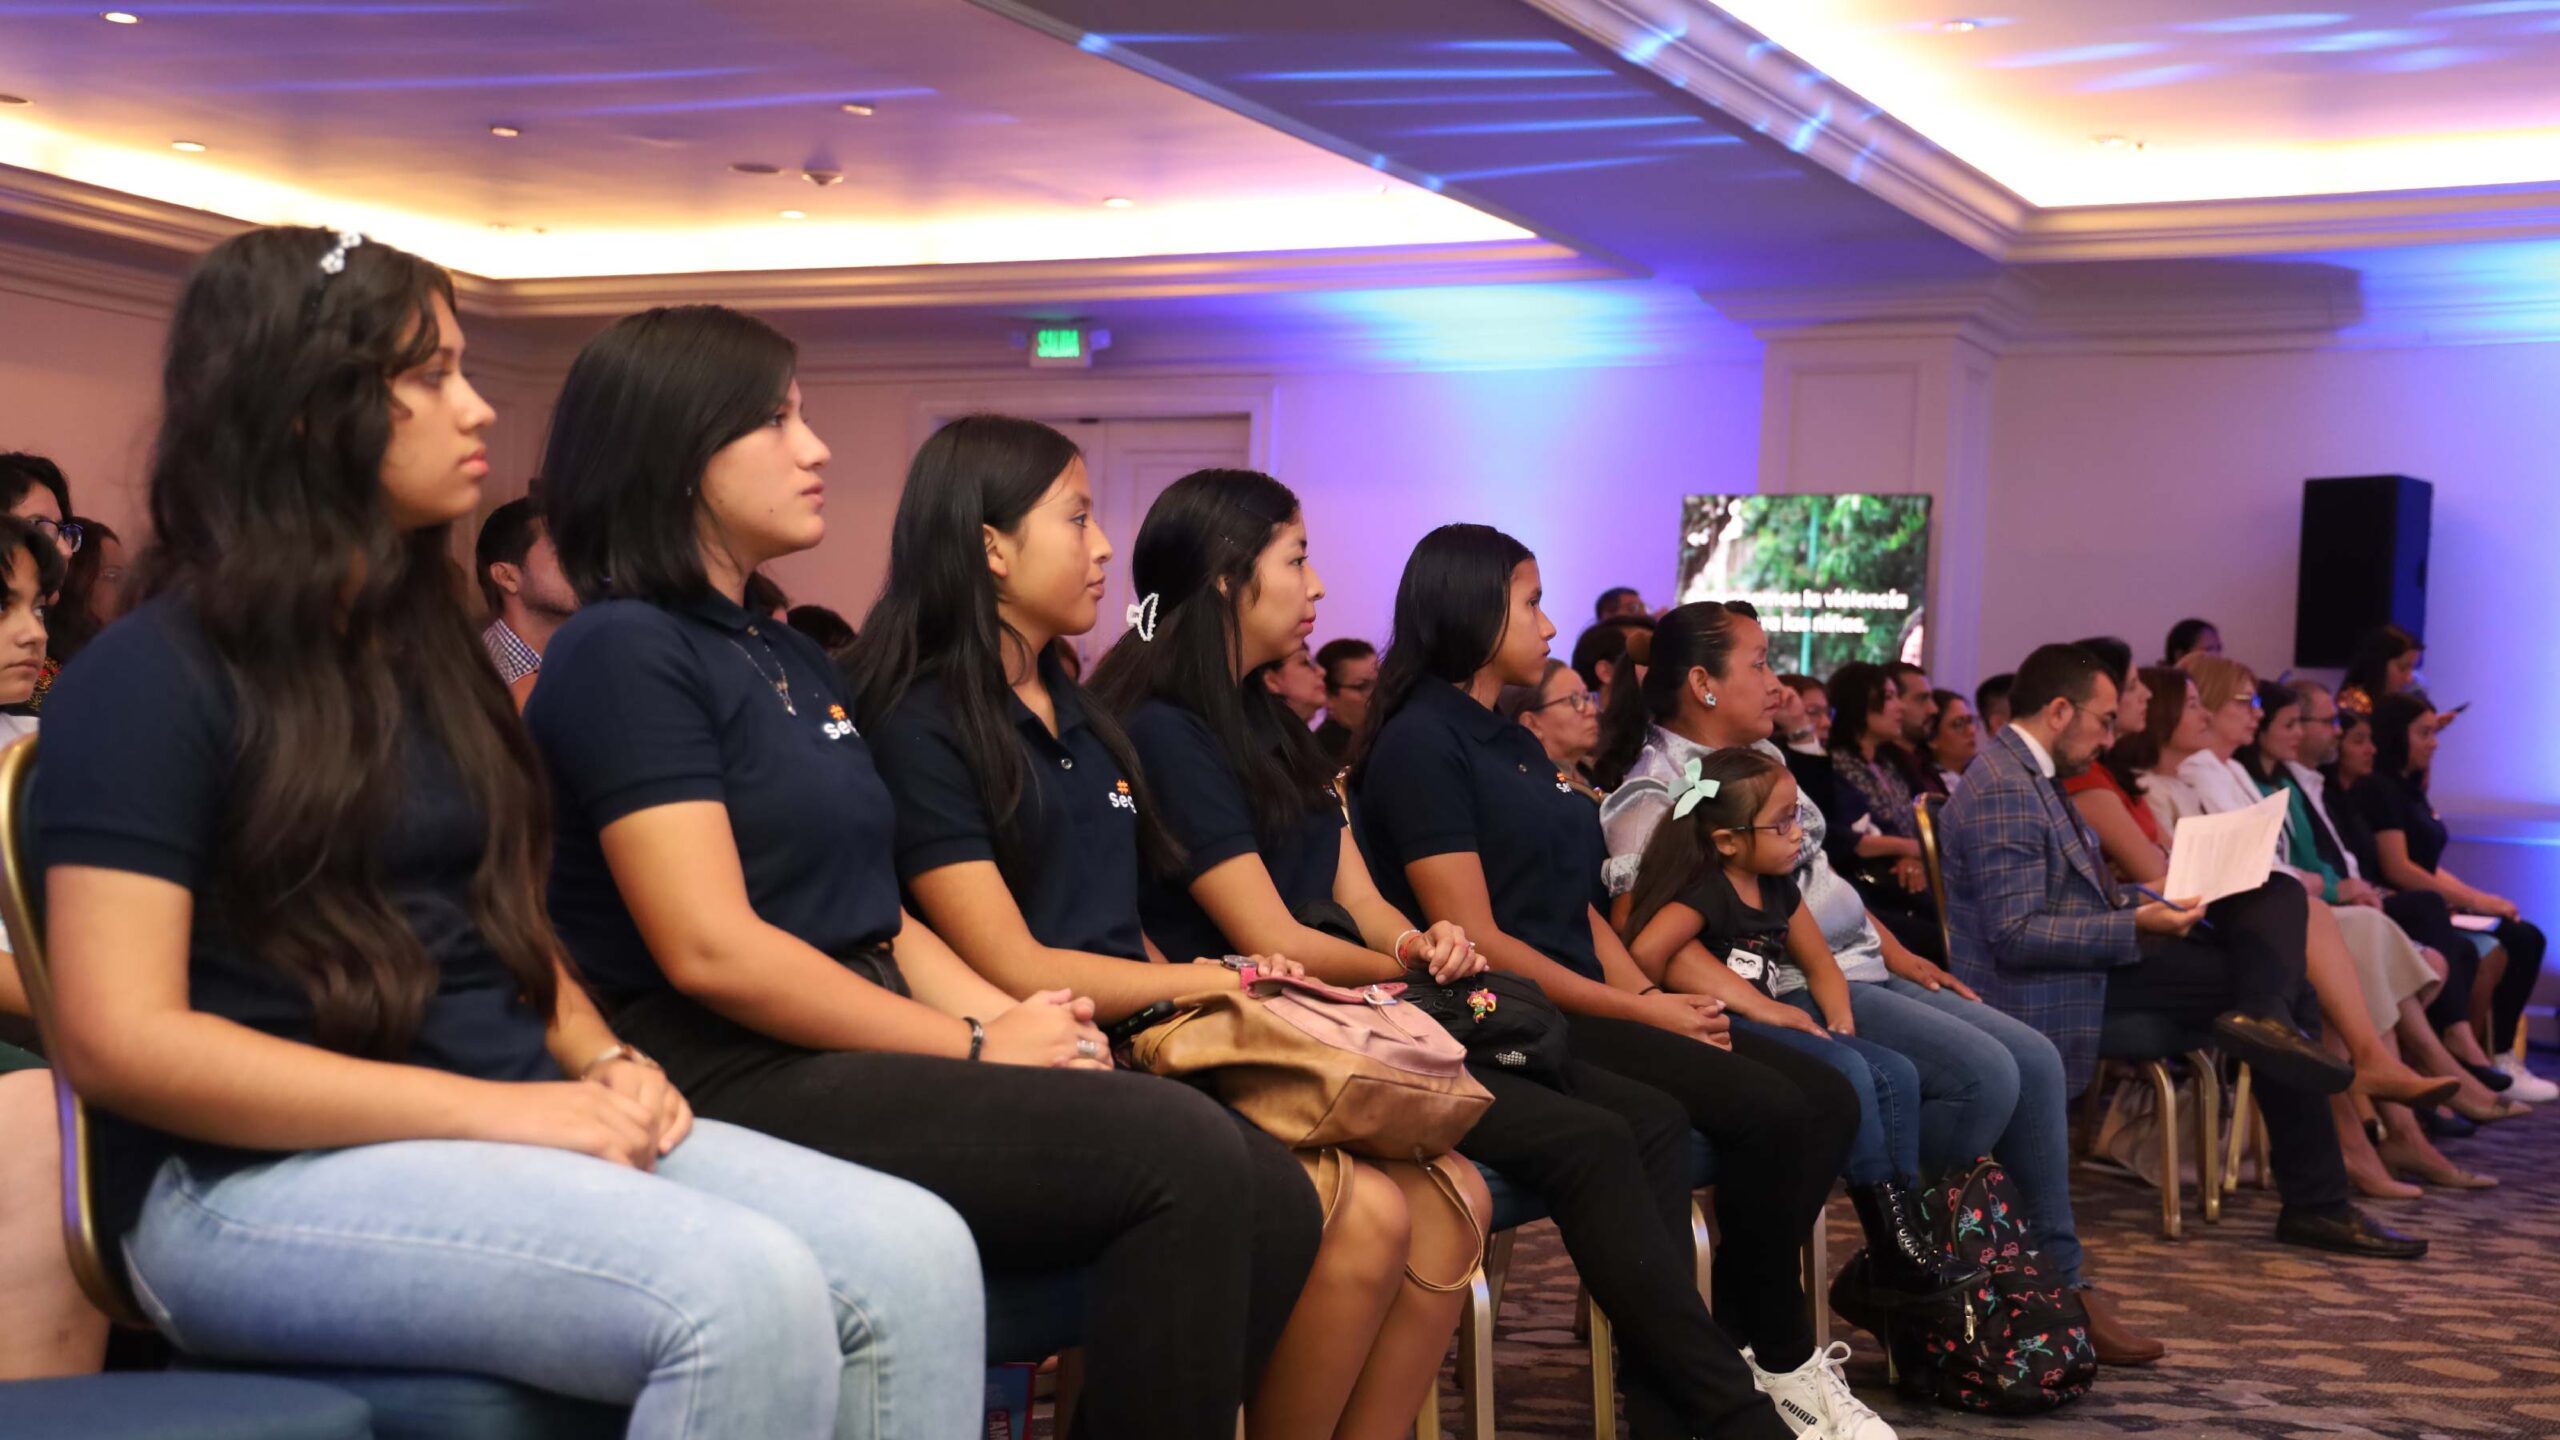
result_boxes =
[1670,757,1722,819]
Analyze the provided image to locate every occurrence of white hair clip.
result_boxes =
[317,230,365,276]
[1669,757,1723,819]
[1126,592,1161,643]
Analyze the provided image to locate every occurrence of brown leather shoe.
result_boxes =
[2077,1286,2165,1367]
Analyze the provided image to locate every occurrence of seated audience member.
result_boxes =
[1926,689,1976,793]
[1821,661,1941,961]
[45,517,121,665]
[1499,658,1605,799]
[1939,643,2422,1258]
[1772,675,1865,881]
[0,452,78,563]
[2359,691,2552,1100]
[2339,623,2424,719]
[1883,662,1945,797]
[38,229,984,1436]
[2129,657,2460,1113]
[1312,636,1377,761]
[1778,674,1828,750]
[2160,617,2221,666]
[473,494,579,707]
[784,602,858,696]
[1571,615,1649,697]
[854,429,1456,1440]
[1601,607,2154,1363]
[0,515,101,1381]
[529,312,1304,1440]
[1596,585,1649,622]
[2321,700,2527,1107]
[1261,641,1327,726]
[1974,672,2014,734]
[1353,534,1881,1437]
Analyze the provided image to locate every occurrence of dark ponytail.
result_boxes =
[1587,600,1758,791]
[1350,523,1535,789]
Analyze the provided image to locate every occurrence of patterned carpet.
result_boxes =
[1418,1088,2560,1440]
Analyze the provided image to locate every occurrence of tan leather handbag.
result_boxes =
[1128,973,1492,1160]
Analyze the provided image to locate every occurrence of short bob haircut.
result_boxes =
[541,304,798,606]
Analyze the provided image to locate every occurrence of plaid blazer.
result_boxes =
[1941,727,2140,1093]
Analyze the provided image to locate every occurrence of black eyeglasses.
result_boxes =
[1527,689,1596,716]
[1732,811,1804,840]
[27,517,81,554]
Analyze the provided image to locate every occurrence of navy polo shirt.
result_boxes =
[36,594,558,1253]
[1355,681,1610,981]
[1123,699,1344,964]
[868,671,1146,962]
[527,593,904,1003]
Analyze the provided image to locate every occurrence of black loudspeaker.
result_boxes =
[2295,475,2430,669]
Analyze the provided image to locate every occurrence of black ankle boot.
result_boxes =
[1850,1180,1986,1295]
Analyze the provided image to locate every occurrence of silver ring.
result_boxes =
[1076,1038,1102,1061]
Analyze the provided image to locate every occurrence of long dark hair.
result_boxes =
[1588,600,1757,791]
[143,225,557,1055]
[46,515,115,662]
[1824,661,1897,759]
[541,305,797,606]
[1088,469,1334,844]
[1349,523,1535,789]
[1618,747,1789,944]
[2102,664,2187,793]
[2342,623,2421,707]
[852,415,1178,884]
[2371,688,2436,781]
[2234,679,2300,781]
[2161,617,2216,665]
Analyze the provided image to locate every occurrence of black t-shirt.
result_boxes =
[1354,681,1610,981]
[36,595,558,1250]
[868,670,1146,962]
[527,594,905,1004]
[1123,699,1344,964]
[2355,769,2448,874]
[1313,717,1356,764]
[1674,867,1802,1001]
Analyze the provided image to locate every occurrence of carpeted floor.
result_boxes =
[1421,1092,2560,1440]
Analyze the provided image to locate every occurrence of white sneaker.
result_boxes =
[2497,1054,2559,1104]
[1745,1342,1897,1440]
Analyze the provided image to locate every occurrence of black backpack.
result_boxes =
[1832,1158,2096,1414]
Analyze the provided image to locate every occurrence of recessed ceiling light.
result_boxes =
[802,169,843,187]
[1101,195,1135,209]
[2091,134,2145,151]
[100,11,139,24]
[729,161,781,175]
[1938,18,1981,34]
[839,101,876,117]
[170,139,206,153]
[0,94,30,106]
[489,123,521,138]
[778,209,807,220]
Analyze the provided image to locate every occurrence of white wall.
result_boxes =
[0,284,168,541]
[1982,339,2560,820]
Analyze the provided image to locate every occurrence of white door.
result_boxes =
[1046,416,1251,667]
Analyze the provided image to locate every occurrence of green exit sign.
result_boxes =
[1032,327,1084,360]
[1025,324,1108,368]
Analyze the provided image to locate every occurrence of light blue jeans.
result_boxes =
[1793,977,2086,1289]
[124,1119,984,1440]
[1730,1012,1922,1187]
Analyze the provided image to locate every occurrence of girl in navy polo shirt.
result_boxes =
[529,315,1299,1440]
[1355,526,1885,1440]
[36,229,981,1438]
[1086,470,1796,1440]
[856,418,1461,1440]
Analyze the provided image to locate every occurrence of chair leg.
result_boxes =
[2145,1059,2182,1240]
[1588,1296,1618,1440]
[1436,1258,1492,1440]
[1804,1202,1830,1348]
[1690,1199,1712,1302]
[1483,1229,1518,1317]
[2186,1050,2222,1224]
[1054,1348,1084,1439]
[2252,1100,2272,1189]
[2223,1063,2252,1194]
[2077,1060,2117,1156]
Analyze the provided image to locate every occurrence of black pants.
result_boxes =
[1561,1015,1858,1376]
[2105,879,2351,1213]
[2489,919,2548,1053]
[1849,870,1947,964]
[1463,1062,1789,1440]
[615,991,1322,1440]
[2384,889,2481,1032]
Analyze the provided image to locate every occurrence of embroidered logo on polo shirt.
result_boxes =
[1109,778,1136,813]
[822,704,857,741]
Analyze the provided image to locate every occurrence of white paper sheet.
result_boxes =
[2161,792,2290,907]
[2452,913,2501,933]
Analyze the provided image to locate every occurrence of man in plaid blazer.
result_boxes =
[1941,644,2424,1259]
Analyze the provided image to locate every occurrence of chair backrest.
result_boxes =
[0,733,146,1326]
[1912,792,1955,965]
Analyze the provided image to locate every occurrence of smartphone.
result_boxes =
[1103,1000,1177,1046]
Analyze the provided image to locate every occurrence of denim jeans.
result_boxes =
[124,1119,984,1440]
[1729,1013,1920,1187]
[1806,977,2086,1289]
